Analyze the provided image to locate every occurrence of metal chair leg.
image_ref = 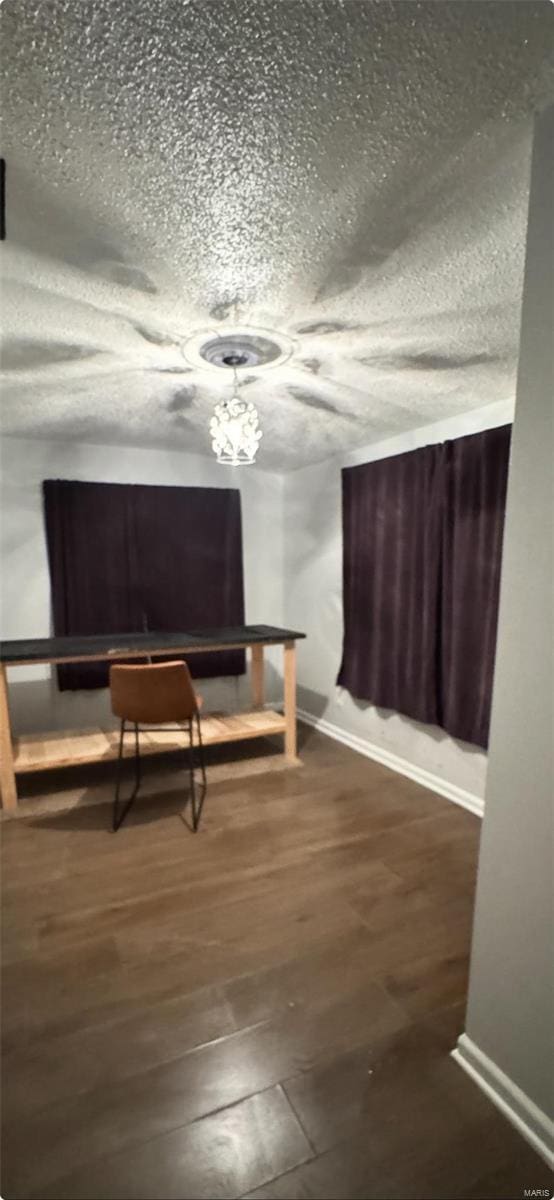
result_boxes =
[186,716,196,828]
[113,720,141,832]
[182,711,207,832]
[196,709,207,792]
[192,709,207,830]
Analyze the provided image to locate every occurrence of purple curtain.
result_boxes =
[440,426,511,746]
[131,484,245,681]
[43,480,245,690]
[337,426,511,749]
[337,447,443,727]
[43,481,139,691]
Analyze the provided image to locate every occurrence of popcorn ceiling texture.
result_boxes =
[1,0,553,470]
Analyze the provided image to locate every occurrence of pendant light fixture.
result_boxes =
[209,359,262,466]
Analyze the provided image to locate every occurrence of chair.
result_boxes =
[109,660,206,833]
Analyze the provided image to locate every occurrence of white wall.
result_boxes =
[455,106,553,1157]
[0,437,285,734]
[283,399,515,807]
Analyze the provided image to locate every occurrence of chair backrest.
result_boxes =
[110,660,198,725]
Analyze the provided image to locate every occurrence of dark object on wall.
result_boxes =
[0,159,5,240]
[337,426,511,749]
[43,480,245,689]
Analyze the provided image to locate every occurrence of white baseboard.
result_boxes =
[296,707,484,817]
[452,1034,554,1168]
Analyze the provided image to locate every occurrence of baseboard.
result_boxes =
[295,707,484,817]
[452,1034,554,1168]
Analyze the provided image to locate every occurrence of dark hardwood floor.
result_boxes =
[1,726,550,1199]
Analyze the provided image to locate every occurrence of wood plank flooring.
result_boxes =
[1,726,550,1199]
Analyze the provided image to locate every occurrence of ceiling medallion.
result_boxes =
[183,326,294,374]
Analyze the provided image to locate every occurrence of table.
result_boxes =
[0,625,306,810]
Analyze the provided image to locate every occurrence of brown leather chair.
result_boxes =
[109,661,206,833]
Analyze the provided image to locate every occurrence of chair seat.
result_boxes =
[110,661,201,725]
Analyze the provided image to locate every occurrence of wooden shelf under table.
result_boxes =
[13,709,287,774]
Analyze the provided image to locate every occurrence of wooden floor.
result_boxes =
[1,726,550,1199]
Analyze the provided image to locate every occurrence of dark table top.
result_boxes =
[0,625,306,666]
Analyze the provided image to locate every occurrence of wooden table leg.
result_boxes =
[283,640,297,761]
[0,665,18,810]
[251,643,265,709]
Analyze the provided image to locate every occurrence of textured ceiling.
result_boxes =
[1,0,553,470]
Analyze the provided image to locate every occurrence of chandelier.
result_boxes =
[209,362,262,466]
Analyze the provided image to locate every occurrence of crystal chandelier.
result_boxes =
[209,363,262,466]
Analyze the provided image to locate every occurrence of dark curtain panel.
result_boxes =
[337,446,443,727]
[43,480,245,690]
[337,425,511,749]
[132,484,245,680]
[440,426,511,747]
[43,481,141,690]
